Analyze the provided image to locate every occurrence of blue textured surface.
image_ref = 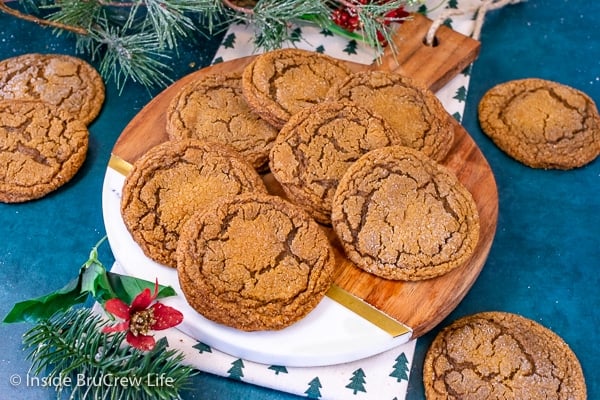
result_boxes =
[0,1,598,399]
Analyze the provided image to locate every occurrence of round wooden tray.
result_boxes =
[102,15,497,366]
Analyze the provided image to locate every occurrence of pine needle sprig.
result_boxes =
[140,0,195,49]
[78,21,173,93]
[42,0,103,32]
[352,0,418,55]
[239,0,330,50]
[23,308,196,400]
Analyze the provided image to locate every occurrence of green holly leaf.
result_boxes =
[2,237,177,324]
[2,276,88,324]
[106,272,176,305]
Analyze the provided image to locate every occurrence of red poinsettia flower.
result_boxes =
[102,279,183,351]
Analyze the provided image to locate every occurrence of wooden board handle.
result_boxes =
[376,13,481,92]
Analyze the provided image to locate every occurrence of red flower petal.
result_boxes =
[150,302,184,330]
[104,298,131,320]
[130,288,153,311]
[130,279,160,311]
[102,320,129,333]
[126,331,156,351]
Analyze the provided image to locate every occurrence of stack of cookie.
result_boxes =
[0,53,105,203]
[248,49,479,282]
[120,48,481,332]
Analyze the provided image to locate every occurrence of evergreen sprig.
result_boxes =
[238,0,331,50]
[78,22,174,93]
[24,308,196,400]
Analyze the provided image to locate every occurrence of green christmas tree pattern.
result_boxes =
[222,33,236,49]
[388,352,409,382]
[227,359,245,381]
[452,111,462,122]
[304,377,323,399]
[453,85,468,103]
[344,40,359,56]
[345,368,367,395]
[448,0,459,8]
[320,28,334,38]
[192,341,212,354]
[462,64,473,77]
[268,365,288,375]
[289,27,303,44]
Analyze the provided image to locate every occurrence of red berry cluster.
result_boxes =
[330,1,410,36]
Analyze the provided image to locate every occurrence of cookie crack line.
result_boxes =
[16,142,52,167]
[499,87,592,145]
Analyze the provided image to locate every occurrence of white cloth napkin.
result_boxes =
[111,1,485,398]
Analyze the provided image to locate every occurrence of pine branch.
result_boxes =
[0,0,88,34]
[353,0,417,54]
[23,308,196,400]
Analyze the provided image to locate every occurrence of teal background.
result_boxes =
[0,1,598,399]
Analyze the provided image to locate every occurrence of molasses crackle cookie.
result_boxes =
[423,311,587,400]
[478,78,600,169]
[241,48,352,129]
[0,53,105,125]
[166,71,279,171]
[331,145,480,281]
[120,139,267,268]
[177,193,336,331]
[326,70,455,162]
[0,100,89,203]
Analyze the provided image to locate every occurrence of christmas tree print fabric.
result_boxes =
[160,320,414,399]
[112,1,489,398]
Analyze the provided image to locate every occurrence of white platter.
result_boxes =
[102,166,410,367]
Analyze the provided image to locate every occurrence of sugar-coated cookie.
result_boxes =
[241,48,351,128]
[423,311,587,399]
[177,193,336,331]
[0,100,88,203]
[166,72,278,170]
[0,53,105,125]
[478,78,600,169]
[331,145,479,281]
[326,70,455,161]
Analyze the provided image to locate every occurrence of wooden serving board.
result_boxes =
[110,14,497,339]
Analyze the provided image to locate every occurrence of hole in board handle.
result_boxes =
[422,35,439,47]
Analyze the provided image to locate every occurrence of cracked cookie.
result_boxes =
[269,101,401,224]
[121,139,267,268]
[0,100,88,203]
[423,311,587,400]
[166,72,278,170]
[331,145,479,281]
[241,48,352,129]
[176,193,336,331]
[478,78,600,169]
[0,53,105,125]
[326,70,454,161]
